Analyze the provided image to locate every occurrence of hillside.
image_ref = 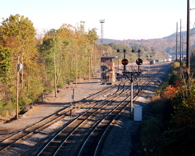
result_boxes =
[98,28,195,56]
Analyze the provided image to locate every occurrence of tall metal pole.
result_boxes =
[182,34,184,60]
[118,57,119,72]
[187,0,190,77]
[99,19,105,44]
[176,22,178,61]
[130,81,133,117]
[123,49,126,71]
[101,22,103,43]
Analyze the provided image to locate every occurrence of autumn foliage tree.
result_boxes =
[0,15,99,119]
[142,62,195,156]
[39,22,98,91]
[0,14,42,117]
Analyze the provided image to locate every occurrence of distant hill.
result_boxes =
[163,27,195,39]
[97,38,122,44]
[97,28,195,56]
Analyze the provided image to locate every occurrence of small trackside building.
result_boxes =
[100,56,116,84]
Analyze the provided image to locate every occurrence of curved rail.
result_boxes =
[0,63,170,155]
[37,81,128,155]
[0,84,117,153]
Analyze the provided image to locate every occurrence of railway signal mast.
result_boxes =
[99,19,105,44]
[117,49,143,119]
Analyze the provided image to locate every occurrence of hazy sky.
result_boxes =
[1,0,195,40]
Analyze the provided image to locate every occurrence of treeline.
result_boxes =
[108,43,170,63]
[0,14,170,120]
[0,14,102,119]
[126,38,177,55]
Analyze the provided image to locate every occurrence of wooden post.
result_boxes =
[75,54,77,87]
[54,53,57,97]
[21,56,24,89]
[88,57,91,80]
[16,56,20,119]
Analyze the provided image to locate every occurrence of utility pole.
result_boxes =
[75,54,77,87]
[93,44,96,76]
[16,57,20,119]
[187,0,190,77]
[88,57,90,80]
[180,19,182,64]
[21,55,24,89]
[54,53,57,97]
[176,22,178,61]
[16,56,23,119]
[182,34,184,60]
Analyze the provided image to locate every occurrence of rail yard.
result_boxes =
[0,62,171,156]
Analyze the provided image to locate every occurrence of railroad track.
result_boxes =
[0,63,170,156]
[36,64,166,155]
[0,83,120,153]
[37,82,130,155]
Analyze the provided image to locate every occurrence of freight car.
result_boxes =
[150,59,163,64]
[150,58,172,65]
[156,59,164,63]
[150,60,155,64]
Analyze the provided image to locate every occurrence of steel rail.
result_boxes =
[0,83,117,153]
[94,64,166,155]
[37,81,128,155]
[38,64,169,155]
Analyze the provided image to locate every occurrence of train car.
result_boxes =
[150,60,155,64]
[156,59,164,63]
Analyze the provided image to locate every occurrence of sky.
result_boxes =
[1,0,195,40]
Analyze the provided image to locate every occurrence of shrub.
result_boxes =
[142,119,163,155]
[172,61,180,68]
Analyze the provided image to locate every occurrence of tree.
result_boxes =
[0,14,42,115]
[0,47,13,82]
[40,35,63,88]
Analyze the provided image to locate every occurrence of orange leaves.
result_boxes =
[4,36,20,51]
[161,79,183,99]
[161,85,178,99]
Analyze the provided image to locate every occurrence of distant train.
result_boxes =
[150,58,172,64]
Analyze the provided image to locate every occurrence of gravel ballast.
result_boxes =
[0,63,171,156]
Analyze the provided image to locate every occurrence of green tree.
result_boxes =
[40,35,63,88]
[0,47,14,104]
[0,47,13,82]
